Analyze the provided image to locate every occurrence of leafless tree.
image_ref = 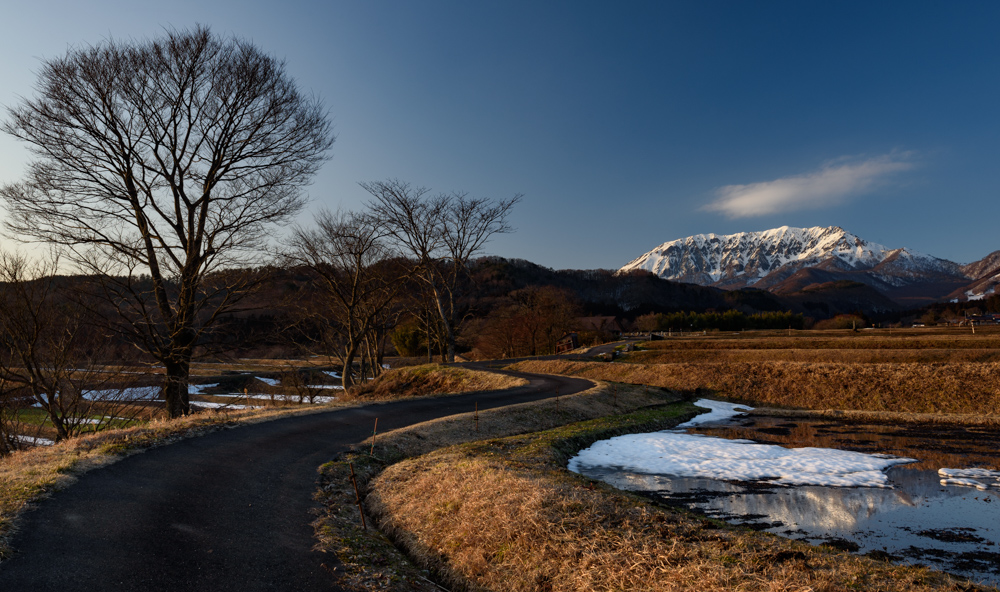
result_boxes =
[0,252,150,444]
[363,179,520,362]
[286,210,406,388]
[0,27,333,417]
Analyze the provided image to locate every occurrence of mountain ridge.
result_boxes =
[621,226,996,305]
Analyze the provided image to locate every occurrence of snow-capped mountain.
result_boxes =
[620,226,976,303]
[948,250,1000,303]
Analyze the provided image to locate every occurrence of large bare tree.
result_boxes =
[363,179,520,362]
[0,27,333,417]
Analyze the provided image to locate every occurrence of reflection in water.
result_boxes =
[574,416,1000,587]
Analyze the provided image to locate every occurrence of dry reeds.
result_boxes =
[510,359,1000,416]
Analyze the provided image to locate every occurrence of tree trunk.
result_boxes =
[429,284,456,363]
[341,350,356,390]
[163,361,191,418]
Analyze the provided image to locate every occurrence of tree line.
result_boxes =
[634,310,805,332]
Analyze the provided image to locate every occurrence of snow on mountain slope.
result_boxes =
[620,226,966,291]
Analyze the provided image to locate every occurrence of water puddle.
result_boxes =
[572,402,1000,586]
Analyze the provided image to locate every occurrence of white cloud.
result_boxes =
[703,153,916,219]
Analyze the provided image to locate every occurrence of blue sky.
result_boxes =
[1,1,998,269]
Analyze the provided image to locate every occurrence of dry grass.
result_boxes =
[638,329,1000,351]
[344,364,526,402]
[313,382,686,591]
[629,347,1000,364]
[366,410,983,592]
[509,359,1000,417]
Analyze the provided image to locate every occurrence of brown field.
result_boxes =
[363,405,979,592]
[636,326,1000,350]
[628,347,1000,364]
[510,359,1000,416]
[511,328,1000,417]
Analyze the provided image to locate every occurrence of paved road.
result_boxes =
[0,368,593,591]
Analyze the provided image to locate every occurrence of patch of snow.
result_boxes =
[188,383,218,395]
[323,371,342,379]
[256,377,280,386]
[82,386,160,401]
[189,401,252,410]
[938,468,1000,490]
[17,435,54,446]
[676,399,752,428]
[307,384,343,390]
[208,393,337,403]
[568,399,915,488]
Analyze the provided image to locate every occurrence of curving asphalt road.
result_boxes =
[0,366,593,591]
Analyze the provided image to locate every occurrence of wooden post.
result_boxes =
[370,418,378,455]
[349,463,367,531]
[474,402,479,432]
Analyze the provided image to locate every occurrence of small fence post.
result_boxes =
[349,463,367,530]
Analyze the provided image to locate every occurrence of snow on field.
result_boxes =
[208,393,337,403]
[568,399,915,488]
[676,399,752,428]
[17,435,54,446]
[939,468,1000,490]
[323,371,342,379]
[188,383,218,395]
[189,401,252,410]
[256,377,280,386]
[307,384,343,390]
[83,386,160,401]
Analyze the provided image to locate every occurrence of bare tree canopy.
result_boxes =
[286,210,407,388]
[363,179,520,362]
[0,26,334,417]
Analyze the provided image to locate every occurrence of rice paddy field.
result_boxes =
[512,326,1000,418]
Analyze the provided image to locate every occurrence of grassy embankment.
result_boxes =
[511,329,1000,420]
[313,381,688,591]
[319,391,987,592]
[0,362,520,559]
[345,364,526,401]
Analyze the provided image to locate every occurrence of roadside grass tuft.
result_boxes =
[344,364,526,402]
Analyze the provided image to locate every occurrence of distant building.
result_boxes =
[555,332,579,354]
